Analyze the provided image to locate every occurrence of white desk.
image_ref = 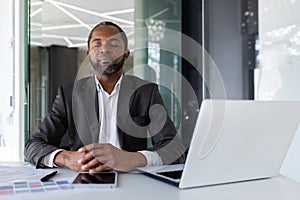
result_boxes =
[1,164,300,200]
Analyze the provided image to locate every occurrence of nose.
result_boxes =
[99,43,112,54]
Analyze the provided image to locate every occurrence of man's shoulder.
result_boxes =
[123,74,156,88]
[51,76,93,99]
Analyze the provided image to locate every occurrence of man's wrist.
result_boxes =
[54,150,68,167]
[132,152,147,168]
[138,151,163,167]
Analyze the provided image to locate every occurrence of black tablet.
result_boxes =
[72,172,118,188]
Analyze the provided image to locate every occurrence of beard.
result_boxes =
[90,55,125,75]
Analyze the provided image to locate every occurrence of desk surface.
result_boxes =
[1,163,300,200]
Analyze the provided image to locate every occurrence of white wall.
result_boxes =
[0,0,25,162]
[257,0,300,182]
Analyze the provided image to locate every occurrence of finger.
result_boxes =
[84,143,111,152]
[81,146,115,166]
[78,146,88,153]
[79,152,100,165]
[93,153,113,166]
[83,148,111,162]
[79,146,107,163]
[78,143,100,152]
[81,158,101,171]
[77,153,94,165]
[89,165,113,173]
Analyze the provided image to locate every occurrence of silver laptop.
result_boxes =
[138,100,300,189]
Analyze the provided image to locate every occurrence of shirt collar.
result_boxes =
[94,74,123,95]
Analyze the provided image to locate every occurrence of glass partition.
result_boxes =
[29,0,185,140]
[134,0,182,131]
[0,0,27,162]
[257,0,300,182]
[256,0,300,101]
[29,0,135,134]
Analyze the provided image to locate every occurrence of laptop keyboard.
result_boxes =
[157,170,183,180]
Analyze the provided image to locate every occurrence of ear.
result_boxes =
[123,49,130,60]
[86,50,89,55]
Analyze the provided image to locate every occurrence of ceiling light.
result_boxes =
[42,34,86,42]
[68,43,87,48]
[31,1,43,7]
[31,22,42,27]
[63,37,73,46]
[30,41,43,46]
[102,8,134,16]
[30,7,42,18]
[49,0,134,25]
[48,0,92,30]
[42,24,93,31]
[266,24,296,38]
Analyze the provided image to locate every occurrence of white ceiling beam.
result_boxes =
[68,43,87,48]
[42,24,91,31]
[47,0,92,31]
[31,1,43,7]
[102,8,134,16]
[30,7,42,18]
[63,37,74,47]
[30,41,43,46]
[31,22,42,27]
[49,0,134,25]
[42,34,87,41]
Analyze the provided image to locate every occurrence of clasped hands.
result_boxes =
[54,143,147,172]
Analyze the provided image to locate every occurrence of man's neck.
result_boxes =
[96,70,123,94]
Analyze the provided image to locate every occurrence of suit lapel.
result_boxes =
[117,75,136,147]
[82,77,100,143]
[73,76,100,144]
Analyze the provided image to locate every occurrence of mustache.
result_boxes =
[97,55,114,61]
[96,54,124,62]
[89,55,125,75]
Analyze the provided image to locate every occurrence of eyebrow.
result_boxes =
[91,38,101,43]
[91,37,121,43]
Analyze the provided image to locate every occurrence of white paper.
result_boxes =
[0,162,53,183]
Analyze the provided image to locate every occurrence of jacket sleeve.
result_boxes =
[147,85,186,165]
[24,86,68,167]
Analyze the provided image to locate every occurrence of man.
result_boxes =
[24,21,185,172]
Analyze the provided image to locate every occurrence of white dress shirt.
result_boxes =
[96,75,121,147]
[42,75,163,167]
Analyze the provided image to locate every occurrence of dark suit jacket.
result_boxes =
[24,75,185,167]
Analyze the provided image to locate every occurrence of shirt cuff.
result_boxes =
[42,149,64,168]
[138,150,163,167]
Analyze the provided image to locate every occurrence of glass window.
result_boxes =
[0,0,26,162]
[257,0,300,182]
